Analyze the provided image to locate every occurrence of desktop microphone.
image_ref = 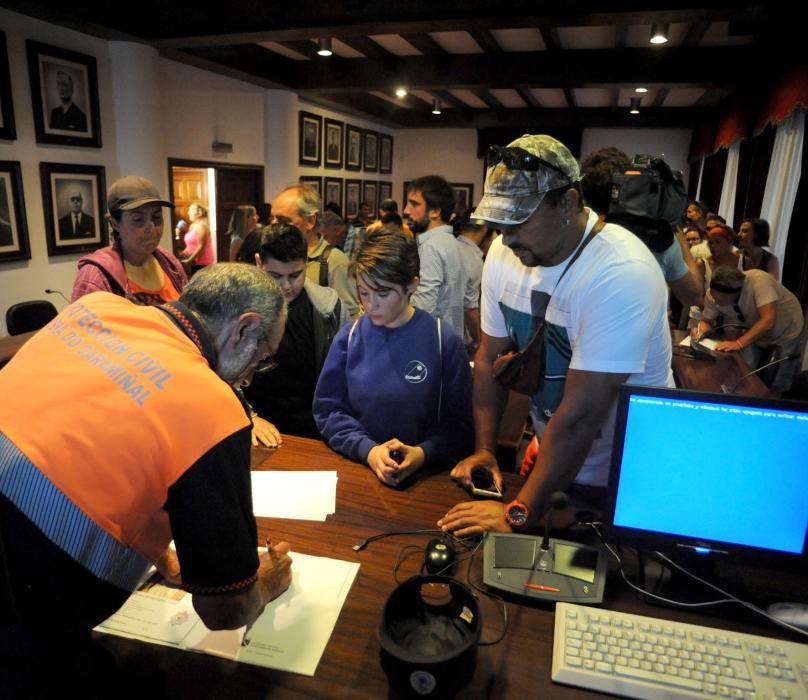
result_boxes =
[45,288,69,304]
[540,491,569,552]
[721,354,800,394]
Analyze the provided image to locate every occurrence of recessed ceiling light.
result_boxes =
[635,87,648,94]
[395,87,408,98]
[650,24,669,45]
[317,36,333,57]
[629,97,641,114]
[432,98,441,115]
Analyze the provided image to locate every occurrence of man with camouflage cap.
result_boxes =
[438,134,673,535]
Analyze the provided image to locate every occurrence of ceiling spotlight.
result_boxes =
[650,23,669,45]
[317,36,333,57]
[395,87,408,98]
[432,98,441,115]
[629,97,641,114]
[635,87,648,93]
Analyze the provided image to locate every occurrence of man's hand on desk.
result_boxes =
[450,450,503,492]
[258,541,293,603]
[251,415,283,448]
[437,499,512,537]
[367,440,424,487]
[155,546,182,585]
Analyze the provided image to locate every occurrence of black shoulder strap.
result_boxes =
[317,244,334,287]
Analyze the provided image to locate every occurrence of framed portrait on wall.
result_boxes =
[324,177,343,212]
[362,180,378,214]
[0,161,30,262]
[450,183,475,213]
[0,32,17,141]
[363,130,378,172]
[324,118,344,169]
[345,124,362,171]
[298,111,322,166]
[379,134,393,174]
[378,181,392,205]
[26,40,102,148]
[300,175,322,195]
[40,162,107,256]
[345,179,361,220]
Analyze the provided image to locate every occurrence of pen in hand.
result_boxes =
[243,537,274,646]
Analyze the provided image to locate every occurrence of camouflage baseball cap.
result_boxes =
[474,134,581,226]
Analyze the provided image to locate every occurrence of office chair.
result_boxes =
[5,300,58,336]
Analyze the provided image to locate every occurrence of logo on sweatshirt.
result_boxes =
[404,360,427,383]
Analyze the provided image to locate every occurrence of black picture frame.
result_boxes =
[378,181,392,205]
[0,161,30,262]
[324,177,343,213]
[345,124,362,172]
[300,175,322,195]
[40,162,107,257]
[26,40,102,148]
[363,129,378,172]
[379,133,393,174]
[324,118,344,169]
[345,178,361,220]
[0,32,17,141]
[299,111,322,166]
[362,180,378,215]
[450,183,475,213]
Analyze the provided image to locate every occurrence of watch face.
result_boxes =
[507,503,528,527]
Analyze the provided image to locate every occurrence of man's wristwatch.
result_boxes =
[504,499,529,530]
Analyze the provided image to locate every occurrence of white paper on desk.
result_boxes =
[250,470,337,521]
[679,335,720,350]
[95,552,359,677]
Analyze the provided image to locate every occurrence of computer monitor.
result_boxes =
[604,385,808,570]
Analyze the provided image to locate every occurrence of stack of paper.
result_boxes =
[250,470,337,521]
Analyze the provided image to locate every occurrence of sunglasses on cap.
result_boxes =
[487,145,572,184]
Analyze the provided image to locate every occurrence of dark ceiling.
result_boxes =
[4,1,793,129]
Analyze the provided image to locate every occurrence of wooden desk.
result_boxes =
[94,436,803,698]
[671,330,772,397]
[0,330,35,368]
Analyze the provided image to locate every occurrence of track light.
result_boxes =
[395,87,408,98]
[317,36,333,57]
[432,98,441,115]
[634,87,648,94]
[650,24,669,45]
[629,97,641,114]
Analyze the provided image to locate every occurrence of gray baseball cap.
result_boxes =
[107,175,174,213]
[474,134,581,226]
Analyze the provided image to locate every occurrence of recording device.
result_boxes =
[483,491,607,604]
[45,288,69,304]
[721,353,800,394]
[424,537,456,575]
[470,467,502,499]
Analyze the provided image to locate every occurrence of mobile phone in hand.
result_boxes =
[470,467,502,499]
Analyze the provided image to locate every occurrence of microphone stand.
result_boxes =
[721,353,800,394]
[45,288,70,304]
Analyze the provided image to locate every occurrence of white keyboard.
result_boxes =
[552,602,808,699]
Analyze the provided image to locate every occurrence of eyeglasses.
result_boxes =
[253,354,279,374]
[70,196,82,201]
[487,145,572,184]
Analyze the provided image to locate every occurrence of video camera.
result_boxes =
[607,154,688,252]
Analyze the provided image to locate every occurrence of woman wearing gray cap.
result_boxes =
[71,175,187,305]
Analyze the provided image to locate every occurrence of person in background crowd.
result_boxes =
[321,211,348,250]
[180,202,215,276]
[1,263,291,697]
[313,227,473,487]
[456,216,487,355]
[227,204,260,261]
[72,175,187,306]
[242,224,351,445]
[739,217,780,280]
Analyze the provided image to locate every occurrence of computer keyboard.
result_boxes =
[552,602,808,699]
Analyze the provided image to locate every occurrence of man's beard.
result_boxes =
[409,215,429,234]
[506,241,540,267]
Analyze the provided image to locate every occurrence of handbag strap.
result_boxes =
[522,217,605,348]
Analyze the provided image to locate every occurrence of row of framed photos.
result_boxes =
[1,32,102,148]
[299,111,393,173]
[300,175,392,221]
[1,160,108,263]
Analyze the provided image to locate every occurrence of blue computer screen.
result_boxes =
[612,392,808,555]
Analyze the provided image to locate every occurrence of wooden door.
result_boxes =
[171,167,208,257]
[216,167,264,262]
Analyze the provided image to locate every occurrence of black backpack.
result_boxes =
[607,154,688,252]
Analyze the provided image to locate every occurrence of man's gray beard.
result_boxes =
[217,335,259,385]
